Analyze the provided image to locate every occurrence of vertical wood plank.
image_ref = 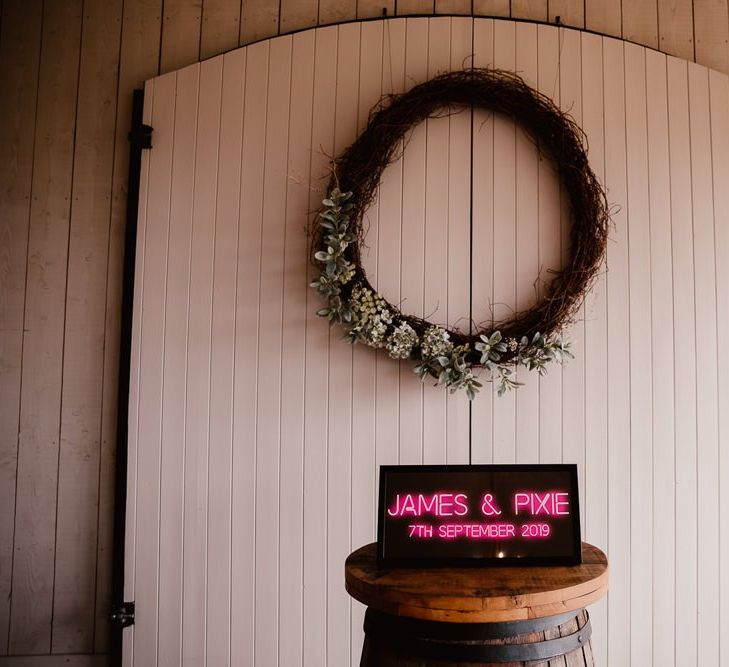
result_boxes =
[694,0,729,73]
[624,40,653,667]
[688,61,720,667]
[491,19,517,463]
[318,0,357,25]
[302,25,337,667]
[131,70,176,665]
[513,23,540,463]
[602,35,631,667]
[327,22,360,667]
[666,54,698,667]
[115,0,162,90]
[585,0,622,37]
[473,0,510,17]
[9,0,83,653]
[357,0,395,18]
[397,17,428,465]
[580,30,608,667]
[52,0,124,653]
[435,0,471,15]
[155,62,198,667]
[445,16,472,464]
[279,0,318,32]
[206,47,246,667]
[240,0,278,45]
[229,42,265,667]
[181,57,221,667]
[200,0,241,59]
[645,47,675,667]
[470,17,495,463]
[512,22,541,464]
[255,36,292,667]
[371,34,406,650]
[623,0,659,49]
[160,0,202,73]
[396,1,435,16]
[557,28,585,529]
[549,0,585,28]
[100,0,162,651]
[0,0,43,653]
[536,24,562,465]
[116,0,163,95]
[422,17,450,465]
[375,16,406,472]
[278,29,315,667]
[510,0,548,21]
[350,19,382,665]
[556,614,579,667]
[709,68,729,667]
[658,0,695,60]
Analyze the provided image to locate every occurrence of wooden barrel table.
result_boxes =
[345,542,608,666]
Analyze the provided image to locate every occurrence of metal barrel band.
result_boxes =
[364,608,581,641]
[363,609,591,664]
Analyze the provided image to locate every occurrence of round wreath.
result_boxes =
[311,69,609,399]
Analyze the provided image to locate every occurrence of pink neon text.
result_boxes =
[387,493,469,517]
[513,491,570,516]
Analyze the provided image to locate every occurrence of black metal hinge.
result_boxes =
[128,123,153,149]
[110,601,135,628]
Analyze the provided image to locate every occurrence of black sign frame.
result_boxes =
[377,463,582,568]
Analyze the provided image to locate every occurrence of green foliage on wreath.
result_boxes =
[311,190,574,399]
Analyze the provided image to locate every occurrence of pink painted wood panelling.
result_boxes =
[125,17,729,666]
[5,0,729,661]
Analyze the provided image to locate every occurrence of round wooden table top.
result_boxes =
[345,542,608,623]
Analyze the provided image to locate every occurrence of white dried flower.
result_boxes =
[348,283,394,348]
[386,322,419,359]
[421,326,453,359]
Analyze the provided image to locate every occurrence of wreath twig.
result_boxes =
[310,69,610,398]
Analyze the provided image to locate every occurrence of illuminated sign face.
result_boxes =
[377,464,582,566]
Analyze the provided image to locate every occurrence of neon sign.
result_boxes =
[377,464,582,567]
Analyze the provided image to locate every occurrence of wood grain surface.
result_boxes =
[345,542,608,622]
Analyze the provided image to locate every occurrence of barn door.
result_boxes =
[122,16,592,666]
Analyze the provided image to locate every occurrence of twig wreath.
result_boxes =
[311,69,609,398]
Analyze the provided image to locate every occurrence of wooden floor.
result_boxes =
[0,0,728,661]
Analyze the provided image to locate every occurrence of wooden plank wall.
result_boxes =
[0,1,729,664]
[124,16,729,667]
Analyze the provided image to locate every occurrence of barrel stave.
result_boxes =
[360,608,593,666]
